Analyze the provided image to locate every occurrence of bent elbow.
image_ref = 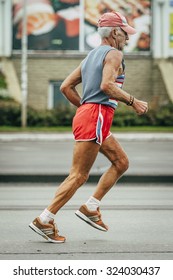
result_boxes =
[60,82,66,94]
[100,82,110,94]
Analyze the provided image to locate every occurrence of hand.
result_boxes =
[132,98,148,115]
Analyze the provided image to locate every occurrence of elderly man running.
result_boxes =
[29,11,148,243]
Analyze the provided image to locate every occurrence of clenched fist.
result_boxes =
[132,98,148,115]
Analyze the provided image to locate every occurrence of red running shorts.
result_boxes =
[72,103,115,145]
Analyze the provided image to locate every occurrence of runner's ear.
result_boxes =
[112,29,117,39]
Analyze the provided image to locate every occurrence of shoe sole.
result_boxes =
[29,223,65,243]
[75,210,107,232]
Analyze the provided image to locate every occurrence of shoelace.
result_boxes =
[97,209,102,221]
[52,222,59,237]
[97,207,102,220]
[97,208,108,229]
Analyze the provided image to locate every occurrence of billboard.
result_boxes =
[12,0,151,52]
[12,0,80,50]
[170,13,173,48]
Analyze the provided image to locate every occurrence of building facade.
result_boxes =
[0,0,173,110]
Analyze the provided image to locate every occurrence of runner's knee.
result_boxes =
[121,154,129,172]
[112,153,129,173]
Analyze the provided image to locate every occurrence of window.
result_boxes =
[48,81,69,109]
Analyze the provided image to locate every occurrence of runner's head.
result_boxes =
[97,11,136,50]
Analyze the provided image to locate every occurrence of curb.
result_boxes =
[0,174,173,184]
[0,133,173,141]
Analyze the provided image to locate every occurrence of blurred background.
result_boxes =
[0,0,173,127]
[0,1,173,261]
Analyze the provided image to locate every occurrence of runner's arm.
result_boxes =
[60,64,82,107]
[101,50,148,115]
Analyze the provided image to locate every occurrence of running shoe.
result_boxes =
[29,217,66,243]
[75,205,108,231]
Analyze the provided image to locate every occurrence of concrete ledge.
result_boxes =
[0,174,173,184]
[158,61,173,103]
[0,133,173,142]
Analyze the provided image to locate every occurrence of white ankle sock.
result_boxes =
[39,208,55,224]
[85,196,101,211]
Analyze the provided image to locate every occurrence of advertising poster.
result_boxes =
[170,0,173,51]
[12,0,80,50]
[170,14,173,48]
[12,0,151,52]
[84,0,151,52]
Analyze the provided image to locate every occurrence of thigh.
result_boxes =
[100,134,127,163]
[71,141,100,174]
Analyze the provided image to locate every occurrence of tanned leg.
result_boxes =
[92,134,129,201]
[47,141,100,214]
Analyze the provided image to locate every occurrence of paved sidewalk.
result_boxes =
[0,132,173,183]
[0,132,173,141]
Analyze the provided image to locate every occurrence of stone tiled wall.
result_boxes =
[12,55,168,110]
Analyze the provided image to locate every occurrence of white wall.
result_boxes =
[152,0,172,58]
[0,0,12,57]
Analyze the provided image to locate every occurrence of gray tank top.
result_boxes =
[80,45,125,109]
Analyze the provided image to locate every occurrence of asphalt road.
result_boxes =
[0,133,173,261]
[0,183,173,260]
